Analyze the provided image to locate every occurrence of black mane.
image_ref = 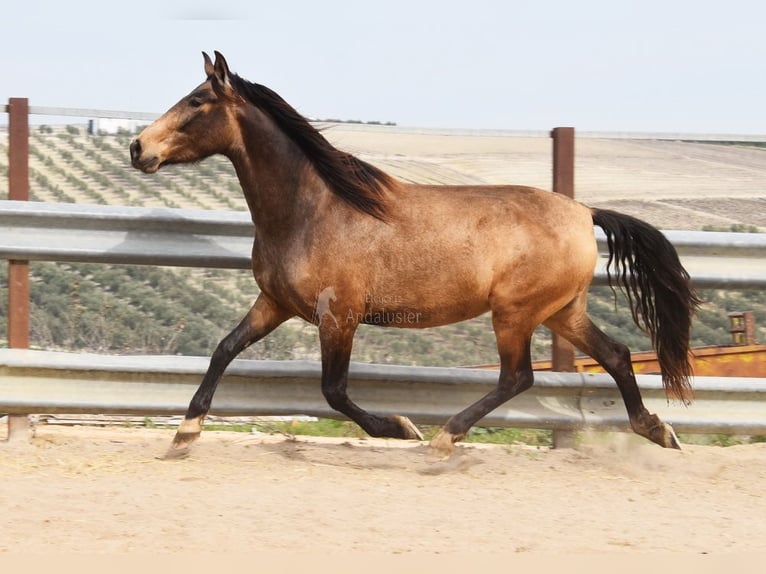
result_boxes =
[229,74,393,220]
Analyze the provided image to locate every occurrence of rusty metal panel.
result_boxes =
[686,346,766,378]
[532,345,766,379]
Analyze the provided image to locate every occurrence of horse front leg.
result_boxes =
[162,294,293,459]
[429,314,534,460]
[319,323,423,440]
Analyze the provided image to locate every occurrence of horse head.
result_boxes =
[130,51,243,173]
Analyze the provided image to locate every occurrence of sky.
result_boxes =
[2,0,766,134]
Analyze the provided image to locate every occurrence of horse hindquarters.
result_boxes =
[543,208,701,449]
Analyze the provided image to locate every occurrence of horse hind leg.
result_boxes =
[544,305,681,450]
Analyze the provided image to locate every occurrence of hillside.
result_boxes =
[1,123,765,365]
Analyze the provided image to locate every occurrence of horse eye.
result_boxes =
[189,97,204,108]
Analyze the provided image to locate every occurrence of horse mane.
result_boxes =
[229,74,394,220]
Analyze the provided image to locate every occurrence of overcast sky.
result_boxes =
[2,0,765,134]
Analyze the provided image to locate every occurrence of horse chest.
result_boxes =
[251,253,317,311]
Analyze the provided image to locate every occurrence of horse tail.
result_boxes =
[591,208,702,403]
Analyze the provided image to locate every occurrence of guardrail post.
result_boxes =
[551,127,578,448]
[6,97,31,442]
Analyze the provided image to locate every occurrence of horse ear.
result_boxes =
[203,51,214,77]
[209,51,242,102]
[212,51,232,87]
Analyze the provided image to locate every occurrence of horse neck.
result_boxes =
[226,107,327,234]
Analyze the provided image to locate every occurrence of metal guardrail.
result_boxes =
[1,200,765,288]
[4,103,766,142]
[0,105,160,122]
[1,349,765,435]
[0,200,253,269]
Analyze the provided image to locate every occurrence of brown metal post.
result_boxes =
[8,98,30,349]
[551,127,577,448]
[550,127,576,373]
[6,98,31,442]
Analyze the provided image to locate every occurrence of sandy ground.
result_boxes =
[1,424,766,556]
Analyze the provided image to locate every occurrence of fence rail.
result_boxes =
[2,349,765,437]
[2,200,765,288]
[3,102,766,142]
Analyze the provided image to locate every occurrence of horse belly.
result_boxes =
[360,270,492,329]
[359,303,490,329]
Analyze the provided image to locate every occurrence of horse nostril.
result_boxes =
[129,139,142,163]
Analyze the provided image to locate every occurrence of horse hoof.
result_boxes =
[663,423,682,450]
[635,413,682,450]
[644,422,682,450]
[157,416,204,460]
[391,416,424,440]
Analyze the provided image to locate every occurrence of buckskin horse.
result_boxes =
[130,52,700,459]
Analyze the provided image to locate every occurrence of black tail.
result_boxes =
[592,208,702,403]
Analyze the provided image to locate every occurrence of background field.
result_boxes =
[1,123,765,363]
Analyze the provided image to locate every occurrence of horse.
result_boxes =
[130,51,700,460]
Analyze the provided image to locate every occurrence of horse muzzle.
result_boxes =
[129,138,161,173]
